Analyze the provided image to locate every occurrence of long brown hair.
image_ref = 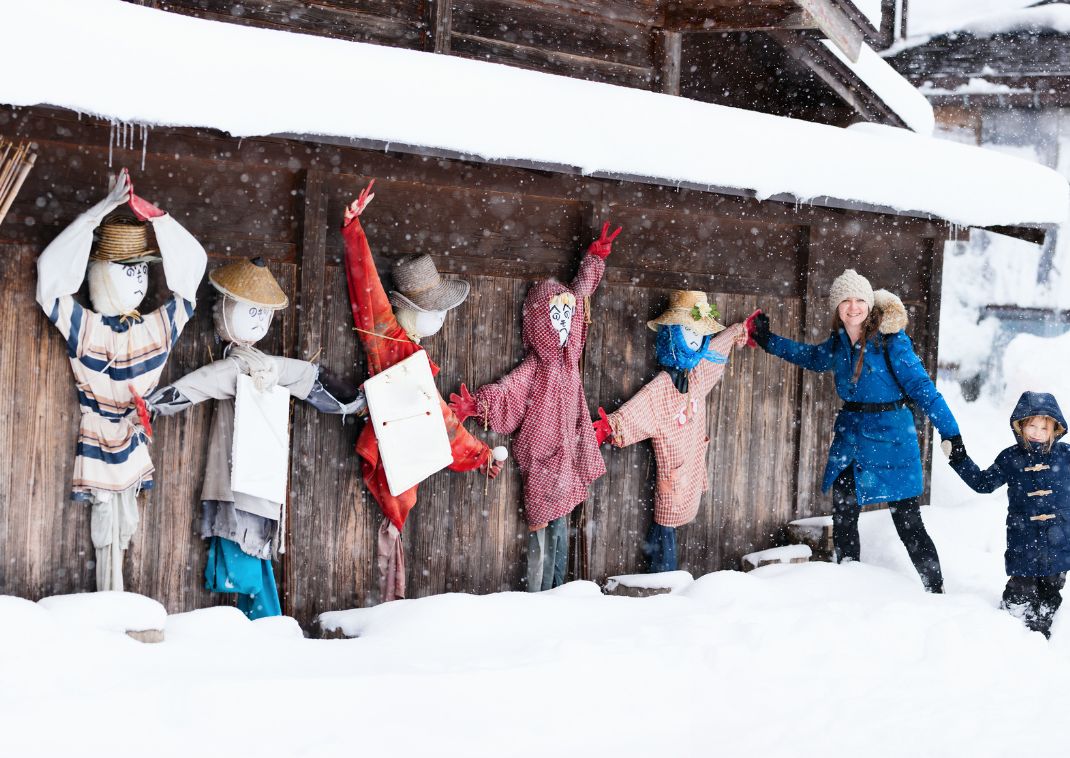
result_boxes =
[831,305,883,382]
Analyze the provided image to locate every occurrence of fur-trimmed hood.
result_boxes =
[874,289,908,334]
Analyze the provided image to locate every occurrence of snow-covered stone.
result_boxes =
[741,544,813,571]
[604,571,694,596]
[37,591,166,642]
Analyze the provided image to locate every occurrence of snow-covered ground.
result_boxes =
[0,479,1058,758]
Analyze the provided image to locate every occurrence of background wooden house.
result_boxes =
[0,0,1059,629]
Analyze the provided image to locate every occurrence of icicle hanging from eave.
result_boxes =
[0,136,37,228]
[107,119,151,171]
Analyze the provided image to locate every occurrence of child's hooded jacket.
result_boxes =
[951,391,1070,577]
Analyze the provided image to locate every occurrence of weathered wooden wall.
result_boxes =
[0,104,946,628]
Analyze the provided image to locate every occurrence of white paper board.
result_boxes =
[231,373,291,503]
[363,351,453,496]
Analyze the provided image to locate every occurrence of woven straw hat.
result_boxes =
[388,254,469,313]
[209,257,289,310]
[90,216,158,262]
[646,290,725,335]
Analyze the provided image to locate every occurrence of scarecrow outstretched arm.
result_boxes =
[473,357,539,435]
[36,175,131,311]
[148,357,326,415]
[691,326,742,397]
[607,381,659,448]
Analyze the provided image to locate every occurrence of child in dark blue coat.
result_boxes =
[946,391,1070,638]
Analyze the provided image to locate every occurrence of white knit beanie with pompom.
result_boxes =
[828,269,874,311]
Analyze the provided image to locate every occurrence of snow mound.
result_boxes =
[37,591,165,633]
[1003,330,1070,401]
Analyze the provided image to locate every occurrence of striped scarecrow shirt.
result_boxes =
[47,294,193,499]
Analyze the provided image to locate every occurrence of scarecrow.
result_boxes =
[343,180,501,602]
[591,291,747,572]
[35,169,207,591]
[450,222,621,591]
[146,257,363,618]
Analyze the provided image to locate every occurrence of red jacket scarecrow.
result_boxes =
[343,211,490,599]
[465,244,610,528]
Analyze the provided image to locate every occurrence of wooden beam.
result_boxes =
[429,0,452,54]
[796,0,863,61]
[663,5,816,33]
[654,30,682,95]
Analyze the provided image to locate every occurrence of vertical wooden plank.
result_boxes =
[655,30,683,95]
[429,0,453,53]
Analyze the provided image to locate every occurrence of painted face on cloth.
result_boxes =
[655,324,714,372]
[680,325,704,351]
[548,292,575,347]
[224,297,274,344]
[88,260,149,316]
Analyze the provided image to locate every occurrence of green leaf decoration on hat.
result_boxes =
[690,302,720,321]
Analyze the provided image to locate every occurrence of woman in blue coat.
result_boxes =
[946,392,1070,637]
[750,269,961,592]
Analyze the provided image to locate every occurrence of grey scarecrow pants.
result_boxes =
[89,487,140,592]
[526,515,569,592]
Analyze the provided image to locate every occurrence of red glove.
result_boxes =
[587,221,622,260]
[743,309,763,348]
[127,174,165,221]
[592,406,613,445]
[344,179,376,224]
[479,452,504,480]
[129,384,153,440]
[449,383,479,424]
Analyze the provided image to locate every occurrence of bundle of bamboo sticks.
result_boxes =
[0,137,37,228]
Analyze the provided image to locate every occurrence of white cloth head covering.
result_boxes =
[828,269,874,311]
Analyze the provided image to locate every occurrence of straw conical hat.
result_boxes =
[90,216,158,262]
[209,257,288,310]
[646,290,725,335]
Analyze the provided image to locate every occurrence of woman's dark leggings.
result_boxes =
[831,466,944,593]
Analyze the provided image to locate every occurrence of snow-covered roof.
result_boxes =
[821,40,936,134]
[959,4,1070,36]
[3,0,1067,228]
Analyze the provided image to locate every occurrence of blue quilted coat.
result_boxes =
[951,392,1070,577]
[765,307,958,506]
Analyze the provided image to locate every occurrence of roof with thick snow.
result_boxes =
[2,0,1067,229]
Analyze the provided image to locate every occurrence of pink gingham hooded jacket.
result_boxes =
[608,327,740,527]
[474,254,607,526]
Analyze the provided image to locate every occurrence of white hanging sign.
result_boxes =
[231,373,291,503]
[363,350,453,497]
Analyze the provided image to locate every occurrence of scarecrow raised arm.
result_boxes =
[36,169,206,312]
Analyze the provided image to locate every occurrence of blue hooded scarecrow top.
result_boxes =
[950,391,1070,577]
[764,291,959,506]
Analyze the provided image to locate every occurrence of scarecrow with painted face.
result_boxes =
[146,257,364,618]
[342,181,501,603]
[450,222,621,591]
[35,169,207,592]
[592,292,747,573]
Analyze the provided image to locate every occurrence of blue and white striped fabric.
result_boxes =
[47,294,193,499]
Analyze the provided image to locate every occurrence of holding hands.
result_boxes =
[941,435,967,464]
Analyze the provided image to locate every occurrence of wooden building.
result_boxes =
[0,0,1051,629]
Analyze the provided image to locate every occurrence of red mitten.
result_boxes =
[592,406,613,445]
[448,382,479,424]
[587,221,622,260]
[128,177,165,221]
[344,179,376,224]
[129,384,153,440]
[743,309,763,348]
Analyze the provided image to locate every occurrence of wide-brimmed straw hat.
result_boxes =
[646,290,725,335]
[388,254,469,313]
[90,216,158,263]
[209,257,289,310]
